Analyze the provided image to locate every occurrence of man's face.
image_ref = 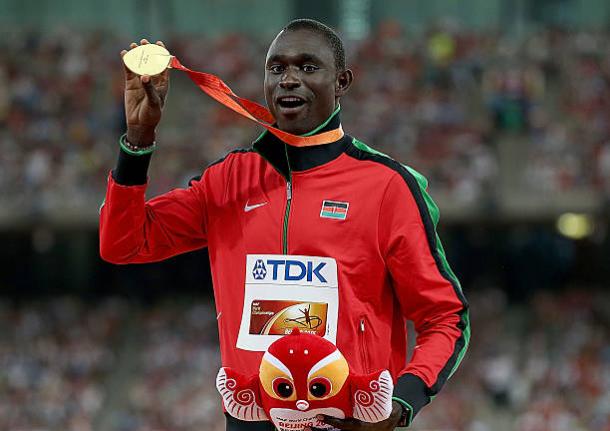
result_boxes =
[264,29,341,135]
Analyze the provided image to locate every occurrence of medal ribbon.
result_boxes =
[170,57,344,147]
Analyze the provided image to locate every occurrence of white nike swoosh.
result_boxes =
[244,201,268,212]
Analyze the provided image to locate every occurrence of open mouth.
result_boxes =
[276,96,307,110]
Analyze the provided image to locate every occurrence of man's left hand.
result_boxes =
[303,400,405,431]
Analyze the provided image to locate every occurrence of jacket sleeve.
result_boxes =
[99,149,208,264]
[379,170,470,425]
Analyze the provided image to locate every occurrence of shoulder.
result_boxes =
[188,147,259,186]
[346,138,444,235]
[208,147,259,170]
[344,137,430,197]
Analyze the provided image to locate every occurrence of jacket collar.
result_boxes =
[252,106,351,178]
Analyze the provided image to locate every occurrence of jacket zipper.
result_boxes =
[282,144,292,254]
[283,180,292,254]
[359,317,370,373]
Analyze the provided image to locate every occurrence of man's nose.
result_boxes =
[279,68,301,90]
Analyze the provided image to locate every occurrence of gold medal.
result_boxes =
[123,44,172,76]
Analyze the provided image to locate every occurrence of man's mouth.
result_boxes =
[276,96,307,113]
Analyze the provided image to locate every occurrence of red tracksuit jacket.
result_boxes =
[99,110,470,425]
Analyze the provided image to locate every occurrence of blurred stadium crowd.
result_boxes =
[0,298,126,431]
[1,289,608,431]
[1,22,610,219]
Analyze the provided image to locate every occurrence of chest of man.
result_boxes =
[206,152,393,275]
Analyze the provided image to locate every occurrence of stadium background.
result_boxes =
[1,0,609,430]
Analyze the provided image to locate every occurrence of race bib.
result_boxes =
[237,254,339,351]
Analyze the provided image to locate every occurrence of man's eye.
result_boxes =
[269,65,284,74]
[302,65,318,73]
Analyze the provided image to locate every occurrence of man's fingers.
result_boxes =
[123,40,168,85]
[319,415,361,430]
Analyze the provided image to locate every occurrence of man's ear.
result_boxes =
[335,69,354,97]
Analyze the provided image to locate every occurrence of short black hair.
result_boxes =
[282,18,346,72]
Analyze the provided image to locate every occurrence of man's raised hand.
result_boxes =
[121,39,170,146]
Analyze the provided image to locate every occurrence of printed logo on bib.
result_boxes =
[249,300,328,336]
[252,259,267,279]
[246,256,337,287]
[237,255,339,351]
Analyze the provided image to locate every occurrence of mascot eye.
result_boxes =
[309,377,332,398]
[272,377,294,398]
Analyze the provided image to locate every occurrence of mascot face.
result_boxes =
[259,331,351,427]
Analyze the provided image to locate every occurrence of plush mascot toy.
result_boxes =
[217,328,393,431]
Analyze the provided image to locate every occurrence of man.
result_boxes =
[100,19,470,430]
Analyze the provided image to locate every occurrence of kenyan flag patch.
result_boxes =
[320,200,349,220]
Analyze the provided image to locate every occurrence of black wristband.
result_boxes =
[112,135,153,186]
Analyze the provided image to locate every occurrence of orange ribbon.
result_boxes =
[170,57,344,147]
